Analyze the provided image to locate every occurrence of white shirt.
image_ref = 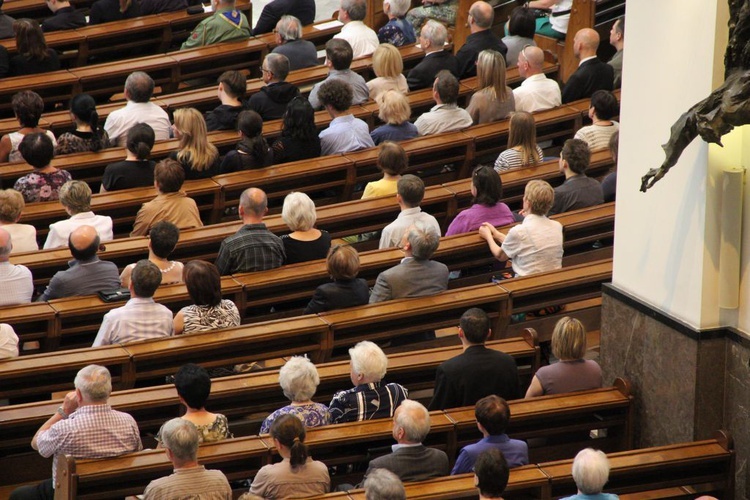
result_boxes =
[103,101,171,147]
[0,261,33,306]
[0,323,19,359]
[513,73,562,113]
[92,297,174,347]
[44,212,114,249]
[334,20,379,59]
[414,103,473,136]
[501,214,563,276]
[379,207,441,249]
[2,223,38,254]
[549,0,572,34]
[574,122,620,152]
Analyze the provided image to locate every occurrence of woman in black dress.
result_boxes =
[303,245,369,314]
[271,97,321,164]
[281,191,331,264]
[9,19,60,76]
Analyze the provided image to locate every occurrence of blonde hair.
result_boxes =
[507,111,541,166]
[174,108,219,173]
[477,50,509,102]
[524,179,554,215]
[551,317,587,360]
[0,189,24,223]
[378,90,411,125]
[372,43,403,79]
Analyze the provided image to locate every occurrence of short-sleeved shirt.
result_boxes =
[179,299,241,334]
[535,359,603,395]
[143,465,232,500]
[329,381,408,423]
[501,214,563,276]
[13,169,72,203]
[260,403,331,434]
[103,101,171,147]
[214,223,285,275]
[101,160,156,191]
[333,20,379,59]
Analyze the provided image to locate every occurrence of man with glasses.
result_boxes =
[513,44,561,113]
[455,1,507,78]
[406,20,458,91]
[247,53,301,121]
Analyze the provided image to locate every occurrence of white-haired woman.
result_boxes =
[378,0,416,46]
[329,341,409,423]
[44,180,113,249]
[562,448,618,499]
[260,356,331,434]
[281,192,332,264]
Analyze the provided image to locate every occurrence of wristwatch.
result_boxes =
[56,406,69,419]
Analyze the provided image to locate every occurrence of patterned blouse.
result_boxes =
[180,299,240,334]
[260,403,331,434]
[54,130,110,156]
[157,414,232,444]
[329,381,409,424]
[13,169,72,203]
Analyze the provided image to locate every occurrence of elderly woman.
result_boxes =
[260,356,331,434]
[303,245,369,314]
[563,448,618,499]
[281,192,331,264]
[43,181,113,249]
[0,90,57,163]
[574,90,620,152]
[525,317,602,398]
[370,90,418,145]
[13,132,71,203]
[446,165,514,236]
[120,221,184,288]
[173,260,240,335]
[466,50,514,124]
[0,324,19,359]
[479,179,563,276]
[367,44,408,102]
[329,340,409,423]
[378,0,416,46]
[0,189,37,253]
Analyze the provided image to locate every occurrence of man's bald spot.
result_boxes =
[240,188,268,217]
[469,1,493,28]
[0,227,11,257]
[523,45,544,70]
[575,28,600,50]
[69,225,99,251]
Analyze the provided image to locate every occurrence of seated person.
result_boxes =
[220,110,273,173]
[41,0,86,32]
[378,0,416,46]
[379,174,441,249]
[308,38,369,110]
[14,132,71,203]
[367,43,408,102]
[173,260,240,335]
[562,448,619,499]
[451,395,528,473]
[455,2,507,79]
[601,130,618,203]
[0,189,37,253]
[574,90,620,151]
[370,90,418,145]
[271,97,321,164]
[0,90,57,163]
[548,139,603,215]
[260,356,331,433]
[329,340,408,423]
[333,0,379,58]
[170,108,221,180]
[525,317,602,397]
[88,0,140,24]
[561,28,614,104]
[502,6,536,67]
[205,70,247,132]
[0,323,19,359]
[414,70,473,135]
[10,19,60,76]
[466,49,514,125]
[406,20,457,91]
[55,94,110,155]
[281,191,331,264]
[247,53,300,121]
[44,181,113,249]
[303,244,369,314]
[271,15,319,71]
[363,141,407,199]
[0,228,33,306]
[527,0,571,40]
[406,0,458,36]
[120,221,184,288]
[180,0,251,50]
[479,179,563,276]
[474,448,510,500]
[100,123,156,192]
[446,165,514,236]
[318,79,375,155]
[251,0,314,36]
[494,111,543,172]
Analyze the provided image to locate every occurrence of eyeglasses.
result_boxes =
[261,68,271,73]
[519,44,533,63]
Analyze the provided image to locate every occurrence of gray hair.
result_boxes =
[384,0,409,17]
[395,399,431,442]
[74,365,112,402]
[59,180,92,214]
[124,71,155,103]
[265,52,290,81]
[282,191,317,231]
[0,229,11,257]
[572,448,611,495]
[364,468,406,500]
[341,0,366,21]
[160,418,200,462]
[421,20,447,47]
[276,15,302,41]
[279,356,321,402]
[406,221,440,260]
[349,341,388,382]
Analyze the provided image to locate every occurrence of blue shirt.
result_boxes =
[370,122,419,145]
[451,434,529,474]
[319,114,375,156]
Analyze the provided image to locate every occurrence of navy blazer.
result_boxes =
[455,30,508,78]
[407,50,459,91]
[561,57,614,103]
[304,278,370,314]
[252,0,315,35]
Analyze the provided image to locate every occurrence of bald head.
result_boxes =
[574,28,600,59]
[518,45,544,77]
[69,225,100,261]
[0,227,11,259]
[239,188,268,222]
[469,1,493,30]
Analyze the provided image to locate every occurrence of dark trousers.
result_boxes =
[10,479,54,500]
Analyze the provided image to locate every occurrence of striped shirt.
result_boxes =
[36,404,142,484]
[143,465,231,500]
[92,297,174,347]
[329,381,409,424]
[494,145,545,172]
[574,122,620,151]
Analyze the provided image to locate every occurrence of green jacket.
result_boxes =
[181,7,251,50]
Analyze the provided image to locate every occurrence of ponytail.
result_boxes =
[89,110,104,152]
[289,436,309,468]
[270,414,309,468]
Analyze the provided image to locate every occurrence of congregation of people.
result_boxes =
[0,0,627,497]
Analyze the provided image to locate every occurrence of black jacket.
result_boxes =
[455,30,508,78]
[561,57,614,104]
[246,81,300,121]
[406,50,458,91]
[251,0,315,35]
[303,279,370,314]
[205,104,245,131]
[42,7,86,32]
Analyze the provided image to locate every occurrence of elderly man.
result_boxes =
[550,139,603,215]
[44,181,113,249]
[379,174,441,249]
[247,53,301,121]
[181,0,251,50]
[215,188,285,275]
[9,365,141,500]
[318,79,375,155]
[451,395,528,474]
[429,308,520,410]
[271,15,319,70]
[474,449,510,500]
[363,468,406,500]
[0,228,33,306]
[513,45,562,113]
[92,260,173,346]
[252,0,314,36]
[131,159,203,237]
[309,38,369,110]
[564,448,618,499]
[38,225,120,301]
[363,399,449,483]
[608,17,624,88]
[406,20,457,91]
[143,418,231,499]
[103,72,171,146]
[455,1,507,78]
[329,340,408,423]
[414,70,473,136]
[333,0,379,59]
[561,28,614,104]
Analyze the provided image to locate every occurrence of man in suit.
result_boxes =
[429,308,520,410]
[271,15,319,71]
[42,0,85,32]
[251,0,314,36]
[406,20,458,91]
[561,28,614,103]
[369,221,448,303]
[454,1,507,78]
[363,400,450,483]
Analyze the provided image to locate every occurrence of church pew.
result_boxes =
[0,70,78,117]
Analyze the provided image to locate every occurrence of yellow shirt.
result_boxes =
[362,177,399,199]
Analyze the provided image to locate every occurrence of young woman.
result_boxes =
[466,50,515,124]
[170,107,220,179]
[100,123,156,192]
[367,43,408,102]
[494,111,543,172]
[173,260,240,335]
[271,97,321,164]
[221,110,273,172]
[446,165,514,235]
[54,94,109,155]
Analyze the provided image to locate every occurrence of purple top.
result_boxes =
[451,434,529,474]
[535,359,602,395]
[445,203,514,236]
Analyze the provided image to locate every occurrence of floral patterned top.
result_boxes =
[13,169,72,203]
[260,403,331,434]
[157,414,233,444]
[180,299,241,334]
[54,130,110,156]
